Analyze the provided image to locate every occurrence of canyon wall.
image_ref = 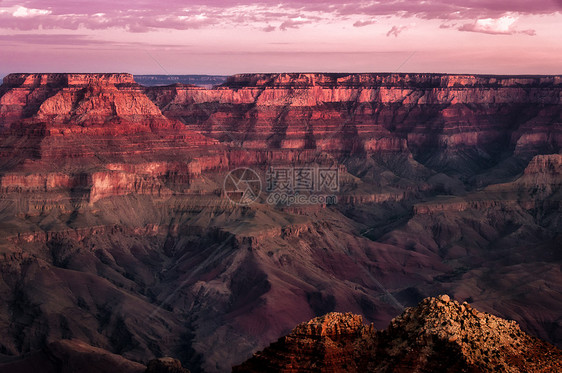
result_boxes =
[148,73,561,178]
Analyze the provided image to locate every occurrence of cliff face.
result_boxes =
[2,73,137,87]
[0,73,224,204]
[147,73,561,178]
[0,73,561,373]
[1,73,138,124]
[223,73,562,88]
[234,295,562,373]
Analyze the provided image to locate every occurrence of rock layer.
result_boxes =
[148,73,562,174]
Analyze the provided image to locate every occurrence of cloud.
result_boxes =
[0,1,559,32]
[0,7,221,32]
[279,17,311,30]
[335,1,562,20]
[0,2,323,32]
[262,24,276,32]
[458,15,536,35]
[386,25,408,37]
[439,23,456,29]
[520,29,537,36]
[353,19,376,27]
[12,6,51,17]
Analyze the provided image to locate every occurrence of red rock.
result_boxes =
[147,73,561,174]
[234,296,562,373]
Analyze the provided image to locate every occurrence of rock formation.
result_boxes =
[146,357,191,373]
[234,295,562,372]
[0,73,560,372]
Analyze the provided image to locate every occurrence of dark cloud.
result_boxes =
[386,25,408,37]
[353,19,376,27]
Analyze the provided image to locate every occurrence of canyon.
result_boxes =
[0,72,560,372]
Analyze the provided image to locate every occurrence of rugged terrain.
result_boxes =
[234,295,562,372]
[0,73,560,372]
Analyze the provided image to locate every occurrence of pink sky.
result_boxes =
[0,1,561,76]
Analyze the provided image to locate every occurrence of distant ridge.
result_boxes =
[134,74,227,87]
[4,73,560,88]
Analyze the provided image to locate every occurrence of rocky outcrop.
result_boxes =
[519,154,562,191]
[380,295,562,372]
[145,357,190,373]
[234,295,562,372]
[233,312,376,373]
